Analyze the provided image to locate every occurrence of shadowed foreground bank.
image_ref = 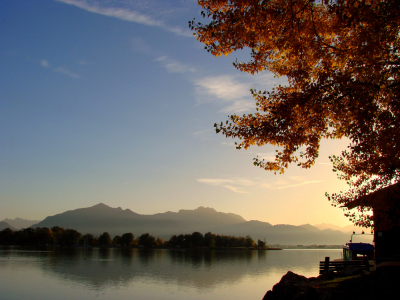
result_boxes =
[262,266,399,300]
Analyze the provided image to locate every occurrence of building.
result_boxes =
[345,182,400,263]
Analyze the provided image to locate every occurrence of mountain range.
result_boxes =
[1,218,40,230]
[0,221,16,231]
[26,203,371,245]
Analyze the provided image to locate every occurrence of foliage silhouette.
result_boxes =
[190,0,400,227]
[0,227,263,249]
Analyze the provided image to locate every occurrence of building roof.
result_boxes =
[345,182,400,210]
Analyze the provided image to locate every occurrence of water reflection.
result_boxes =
[1,247,341,292]
[34,248,268,290]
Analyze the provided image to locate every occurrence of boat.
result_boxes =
[342,232,374,262]
[320,232,375,274]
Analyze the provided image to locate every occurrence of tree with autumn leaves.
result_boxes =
[190,0,400,227]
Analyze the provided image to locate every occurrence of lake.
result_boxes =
[0,247,341,300]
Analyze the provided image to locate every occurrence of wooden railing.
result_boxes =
[319,257,371,274]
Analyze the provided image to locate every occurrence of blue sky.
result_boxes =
[1,0,358,228]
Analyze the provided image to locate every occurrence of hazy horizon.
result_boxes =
[2,203,364,233]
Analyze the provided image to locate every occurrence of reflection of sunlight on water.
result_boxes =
[0,248,342,300]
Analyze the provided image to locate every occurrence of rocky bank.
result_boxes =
[262,265,399,300]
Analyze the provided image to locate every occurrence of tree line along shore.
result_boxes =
[0,226,277,249]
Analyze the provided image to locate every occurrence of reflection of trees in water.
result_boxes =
[169,249,259,268]
[28,248,340,290]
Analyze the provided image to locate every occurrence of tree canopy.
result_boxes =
[190,0,400,227]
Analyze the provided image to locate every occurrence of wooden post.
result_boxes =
[364,256,370,272]
[324,256,330,273]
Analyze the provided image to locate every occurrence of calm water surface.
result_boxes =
[0,247,341,300]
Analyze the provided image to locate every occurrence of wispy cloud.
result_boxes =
[40,59,81,79]
[256,152,277,162]
[194,75,250,101]
[222,100,256,114]
[55,0,192,37]
[56,0,162,25]
[193,71,289,114]
[40,60,50,68]
[155,56,196,73]
[54,67,81,79]
[193,128,212,136]
[197,176,323,193]
[77,59,91,65]
[278,180,323,189]
[196,178,253,194]
[193,75,255,113]
[260,180,323,189]
[251,72,288,87]
[131,37,153,54]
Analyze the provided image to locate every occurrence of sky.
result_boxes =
[1,0,360,228]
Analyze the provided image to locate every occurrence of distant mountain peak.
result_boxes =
[299,224,321,232]
[178,206,217,214]
[0,221,16,231]
[314,222,364,233]
[1,218,40,230]
[92,203,110,208]
[194,206,217,213]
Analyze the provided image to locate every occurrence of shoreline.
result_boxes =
[262,265,399,300]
